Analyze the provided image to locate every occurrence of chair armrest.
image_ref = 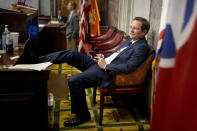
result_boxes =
[107,50,155,92]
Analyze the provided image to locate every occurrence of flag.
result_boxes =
[89,0,100,36]
[78,0,101,52]
[151,0,197,131]
[150,0,169,121]
[78,0,91,52]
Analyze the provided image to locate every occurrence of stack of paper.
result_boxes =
[8,62,52,71]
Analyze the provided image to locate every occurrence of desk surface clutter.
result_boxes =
[9,61,52,71]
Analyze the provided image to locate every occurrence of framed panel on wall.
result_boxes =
[57,0,79,17]
[118,0,151,35]
[0,0,39,9]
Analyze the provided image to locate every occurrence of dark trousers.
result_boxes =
[39,50,106,116]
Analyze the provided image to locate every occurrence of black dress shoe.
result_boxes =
[64,115,90,127]
[15,38,41,64]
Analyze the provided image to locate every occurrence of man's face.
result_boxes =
[129,20,147,41]
[67,3,73,11]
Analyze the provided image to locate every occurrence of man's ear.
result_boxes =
[143,29,148,35]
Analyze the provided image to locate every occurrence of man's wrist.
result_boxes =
[104,64,108,71]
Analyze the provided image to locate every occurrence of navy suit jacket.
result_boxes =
[100,37,149,88]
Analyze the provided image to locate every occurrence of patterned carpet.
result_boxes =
[49,64,150,131]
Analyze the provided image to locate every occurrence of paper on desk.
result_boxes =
[8,62,52,71]
[50,20,59,24]
[39,24,45,28]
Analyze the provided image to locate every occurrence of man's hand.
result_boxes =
[93,54,102,63]
[94,55,107,70]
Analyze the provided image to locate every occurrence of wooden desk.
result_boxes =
[0,8,38,44]
[0,49,50,131]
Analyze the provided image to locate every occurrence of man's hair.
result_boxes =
[69,1,77,9]
[133,17,150,34]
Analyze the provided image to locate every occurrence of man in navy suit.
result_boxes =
[39,17,150,127]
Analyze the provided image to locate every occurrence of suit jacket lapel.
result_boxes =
[114,38,131,52]
[116,42,135,57]
[67,12,74,23]
[119,38,146,56]
[113,38,145,60]
[108,39,133,63]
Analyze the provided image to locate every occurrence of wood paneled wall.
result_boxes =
[97,0,162,49]
[108,0,120,27]
[97,0,119,27]
[56,0,79,17]
[97,0,108,26]
[147,0,162,49]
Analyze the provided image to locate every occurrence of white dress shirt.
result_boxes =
[68,10,74,21]
[104,40,137,64]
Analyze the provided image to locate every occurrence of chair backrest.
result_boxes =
[94,30,125,49]
[89,26,117,43]
[114,49,155,86]
[98,36,128,54]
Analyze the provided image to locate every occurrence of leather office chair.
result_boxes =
[93,49,155,125]
[93,31,125,49]
[97,36,129,54]
[87,26,117,43]
[84,31,125,56]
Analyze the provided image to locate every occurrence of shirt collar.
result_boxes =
[131,39,138,44]
[70,10,75,15]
